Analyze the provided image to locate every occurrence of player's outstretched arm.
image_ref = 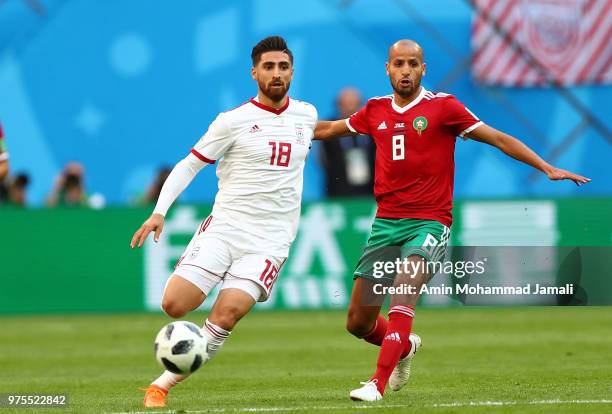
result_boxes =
[130,153,207,248]
[467,124,591,186]
[314,120,355,140]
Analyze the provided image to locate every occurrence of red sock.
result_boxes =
[370,305,414,395]
[361,315,388,346]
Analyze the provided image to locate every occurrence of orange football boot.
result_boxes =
[142,384,168,408]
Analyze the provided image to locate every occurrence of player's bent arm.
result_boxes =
[467,124,591,186]
[0,159,8,180]
[0,140,7,180]
[314,119,355,140]
[130,153,207,248]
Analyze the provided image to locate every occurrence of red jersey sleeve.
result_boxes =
[346,102,371,135]
[442,96,483,139]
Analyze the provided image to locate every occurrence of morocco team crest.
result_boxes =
[413,116,428,136]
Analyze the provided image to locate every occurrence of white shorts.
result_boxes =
[173,221,287,302]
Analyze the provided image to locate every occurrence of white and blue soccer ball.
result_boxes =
[154,321,207,375]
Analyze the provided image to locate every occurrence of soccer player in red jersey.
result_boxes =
[315,39,590,401]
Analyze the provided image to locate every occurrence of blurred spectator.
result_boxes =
[0,178,7,204]
[46,162,88,207]
[0,121,9,180]
[319,87,375,198]
[10,173,30,207]
[138,166,172,205]
[0,173,29,207]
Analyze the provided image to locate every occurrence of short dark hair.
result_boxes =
[251,36,293,65]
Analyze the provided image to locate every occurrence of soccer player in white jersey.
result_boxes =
[130,36,317,408]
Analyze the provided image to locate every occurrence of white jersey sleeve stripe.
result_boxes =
[345,118,357,133]
[460,121,484,138]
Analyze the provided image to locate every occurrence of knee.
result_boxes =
[161,298,189,319]
[346,311,374,338]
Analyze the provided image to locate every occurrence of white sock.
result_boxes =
[202,319,231,361]
[152,370,188,391]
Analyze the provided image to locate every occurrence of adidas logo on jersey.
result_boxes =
[249,124,261,133]
[384,332,401,343]
[377,121,387,130]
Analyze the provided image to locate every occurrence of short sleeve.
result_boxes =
[306,104,318,130]
[346,102,370,135]
[311,105,318,129]
[442,96,484,139]
[191,113,233,163]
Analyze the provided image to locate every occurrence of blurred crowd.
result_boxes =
[0,119,175,209]
[319,87,375,198]
[0,86,374,208]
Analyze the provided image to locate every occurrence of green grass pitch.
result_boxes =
[1,307,611,414]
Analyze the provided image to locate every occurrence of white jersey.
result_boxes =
[190,97,317,256]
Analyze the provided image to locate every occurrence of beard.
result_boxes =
[391,78,420,99]
[259,79,290,102]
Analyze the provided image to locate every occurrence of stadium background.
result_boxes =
[1,1,611,413]
[0,0,610,313]
[1,0,610,206]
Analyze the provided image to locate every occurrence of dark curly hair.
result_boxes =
[251,36,293,65]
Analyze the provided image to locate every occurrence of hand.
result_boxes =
[131,213,165,248]
[546,167,591,186]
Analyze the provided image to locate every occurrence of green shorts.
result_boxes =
[354,217,450,283]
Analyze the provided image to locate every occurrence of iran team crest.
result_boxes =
[522,0,582,70]
[189,245,201,259]
[295,124,305,145]
[413,116,428,136]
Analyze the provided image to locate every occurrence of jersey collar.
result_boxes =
[391,87,426,114]
[249,96,290,115]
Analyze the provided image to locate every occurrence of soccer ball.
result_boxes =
[154,321,207,375]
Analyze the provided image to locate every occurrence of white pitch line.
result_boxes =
[432,401,513,407]
[530,399,612,405]
[432,399,612,408]
[107,399,612,414]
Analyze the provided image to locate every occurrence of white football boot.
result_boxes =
[389,333,422,392]
[349,380,383,401]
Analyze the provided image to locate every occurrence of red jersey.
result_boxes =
[347,88,483,227]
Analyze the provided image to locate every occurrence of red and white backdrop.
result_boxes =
[471,0,611,86]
